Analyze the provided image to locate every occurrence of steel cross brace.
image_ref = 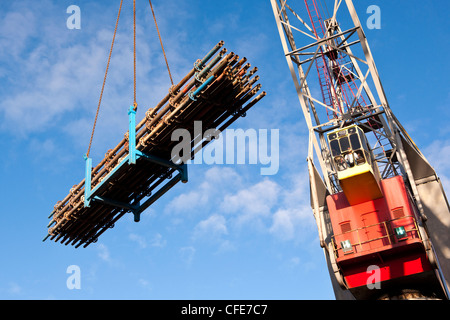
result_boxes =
[83,105,188,222]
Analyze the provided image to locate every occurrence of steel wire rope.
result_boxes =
[87,0,174,157]
[133,0,137,110]
[86,0,124,158]
[149,0,174,86]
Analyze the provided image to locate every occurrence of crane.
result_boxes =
[44,0,448,300]
[270,0,450,300]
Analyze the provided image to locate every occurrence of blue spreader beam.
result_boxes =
[83,106,188,222]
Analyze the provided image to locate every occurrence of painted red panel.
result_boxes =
[380,176,420,239]
[327,175,427,287]
[343,252,431,288]
[327,193,390,257]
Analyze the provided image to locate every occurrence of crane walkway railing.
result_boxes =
[331,215,421,258]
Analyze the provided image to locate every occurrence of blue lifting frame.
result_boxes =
[83,105,188,222]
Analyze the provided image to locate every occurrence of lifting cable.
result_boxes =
[133,0,137,110]
[148,0,174,86]
[86,0,124,158]
[86,0,173,158]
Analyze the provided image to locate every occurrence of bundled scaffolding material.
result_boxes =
[44,41,266,248]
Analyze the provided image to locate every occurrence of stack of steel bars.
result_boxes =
[44,41,266,248]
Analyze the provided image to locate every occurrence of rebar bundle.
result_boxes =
[44,41,266,248]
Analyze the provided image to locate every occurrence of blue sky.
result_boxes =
[0,0,449,300]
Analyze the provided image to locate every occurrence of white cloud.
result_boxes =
[269,206,313,242]
[8,282,22,295]
[179,246,195,267]
[193,214,228,240]
[129,233,147,249]
[138,278,151,289]
[150,233,167,248]
[289,256,300,267]
[217,239,236,253]
[424,140,450,173]
[28,138,56,160]
[192,214,234,253]
[424,139,450,192]
[0,5,37,58]
[163,164,317,245]
[0,11,116,138]
[129,232,166,249]
[97,243,111,262]
[0,0,181,158]
[164,166,243,215]
[164,184,210,215]
[221,178,280,226]
[270,209,296,240]
[204,166,243,185]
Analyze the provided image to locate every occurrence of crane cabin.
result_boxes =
[328,124,383,205]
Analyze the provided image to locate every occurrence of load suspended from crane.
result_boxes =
[44,41,265,248]
[271,0,450,300]
[44,0,265,248]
